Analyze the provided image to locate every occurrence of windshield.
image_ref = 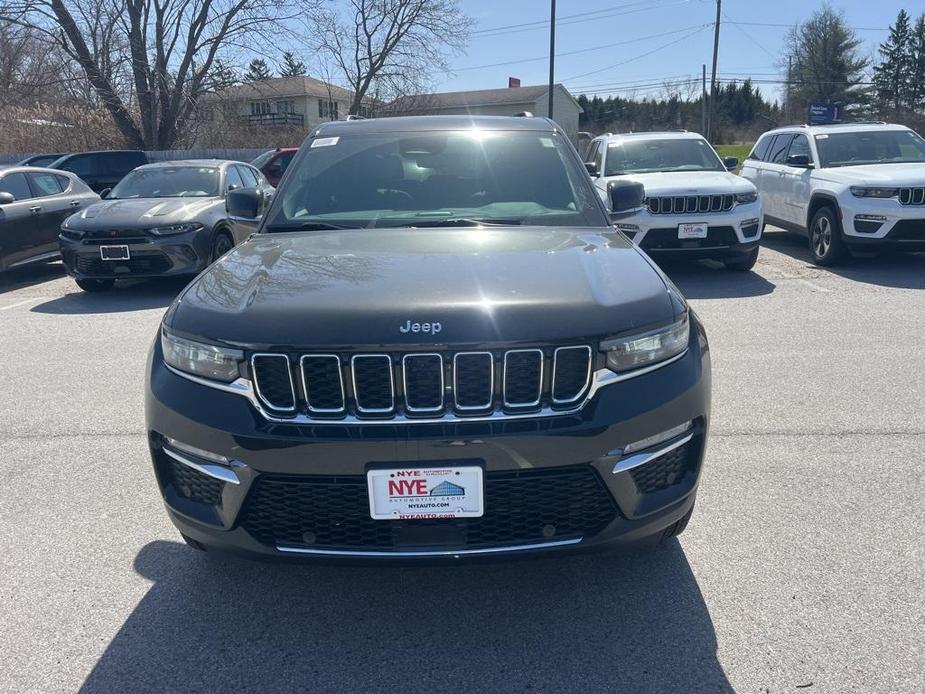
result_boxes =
[109,167,219,199]
[605,138,725,175]
[814,129,925,167]
[264,130,606,230]
[250,150,275,169]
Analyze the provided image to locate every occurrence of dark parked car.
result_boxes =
[59,159,272,291]
[0,166,98,272]
[251,147,297,187]
[49,150,148,193]
[17,153,66,167]
[146,115,711,561]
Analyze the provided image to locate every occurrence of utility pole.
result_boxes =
[707,0,721,141]
[548,0,556,119]
[785,55,792,123]
[701,64,707,135]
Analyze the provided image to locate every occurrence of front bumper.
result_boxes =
[616,203,763,259]
[145,319,711,562]
[839,196,925,250]
[58,229,210,279]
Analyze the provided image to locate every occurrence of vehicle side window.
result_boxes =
[236,165,258,188]
[55,174,72,191]
[26,172,64,197]
[787,134,812,162]
[105,152,144,175]
[584,140,599,164]
[59,155,95,177]
[592,142,604,173]
[276,151,295,172]
[0,172,33,201]
[769,134,795,164]
[225,166,244,191]
[749,136,772,161]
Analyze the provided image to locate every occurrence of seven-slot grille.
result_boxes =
[646,194,735,215]
[249,346,594,419]
[898,187,925,205]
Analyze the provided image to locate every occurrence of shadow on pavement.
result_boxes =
[657,258,776,300]
[80,540,731,693]
[30,277,190,314]
[0,262,65,294]
[762,229,925,290]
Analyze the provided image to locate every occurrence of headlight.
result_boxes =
[735,191,758,204]
[148,222,204,236]
[601,314,689,373]
[161,328,243,382]
[850,187,898,199]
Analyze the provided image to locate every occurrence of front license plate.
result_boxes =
[100,245,130,260]
[678,223,708,239]
[367,466,484,520]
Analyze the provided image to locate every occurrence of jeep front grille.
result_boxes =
[898,187,925,205]
[647,194,735,215]
[250,345,594,420]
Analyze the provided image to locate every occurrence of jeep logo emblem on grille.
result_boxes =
[400,320,442,335]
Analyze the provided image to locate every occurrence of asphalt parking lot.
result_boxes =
[1,227,923,693]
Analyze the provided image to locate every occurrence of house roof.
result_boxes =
[210,76,356,102]
[389,84,582,113]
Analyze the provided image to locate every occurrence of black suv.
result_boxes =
[49,150,148,193]
[145,116,711,561]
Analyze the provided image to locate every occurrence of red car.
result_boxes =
[250,147,298,187]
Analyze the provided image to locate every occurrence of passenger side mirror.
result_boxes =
[99,188,111,199]
[585,162,599,177]
[786,154,812,168]
[227,187,261,219]
[608,180,645,215]
[723,156,739,171]
[0,192,15,205]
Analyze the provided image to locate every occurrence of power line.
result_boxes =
[452,25,709,72]
[725,20,887,32]
[471,0,652,35]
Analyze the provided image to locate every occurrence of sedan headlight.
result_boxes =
[601,314,690,373]
[161,328,243,382]
[850,187,898,199]
[148,222,204,236]
[735,191,758,204]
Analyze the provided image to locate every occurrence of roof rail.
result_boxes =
[803,120,887,127]
[513,111,534,118]
[343,114,365,121]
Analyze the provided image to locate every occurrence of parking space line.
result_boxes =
[0,298,40,311]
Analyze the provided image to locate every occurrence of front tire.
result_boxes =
[809,207,847,266]
[724,246,759,271]
[210,230,234,263]
[75,278,115,292]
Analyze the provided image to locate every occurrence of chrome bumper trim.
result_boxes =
[275,537,582,557]
[162,446,241,485]
[610,432,695,475]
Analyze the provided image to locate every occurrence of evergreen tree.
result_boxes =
[873,9,914,113]
[206,59,240,91]
[279,51,307,78]
[910,13,925,111]
[245,58,272,82]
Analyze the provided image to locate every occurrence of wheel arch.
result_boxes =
[806,192,841,230]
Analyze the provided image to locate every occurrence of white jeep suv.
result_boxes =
[586,131,763,270]
[740,122,925,265]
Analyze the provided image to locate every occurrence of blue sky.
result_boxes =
[436,0,908,102]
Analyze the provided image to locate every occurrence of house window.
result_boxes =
[250,101,270,116]
[276,100,295,114]
[318,99,339,119]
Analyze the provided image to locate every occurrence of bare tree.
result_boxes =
[0,0,307,148]
[312,0,470,114]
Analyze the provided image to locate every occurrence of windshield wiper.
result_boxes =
[375,217,524,229]
[264,222,359,232]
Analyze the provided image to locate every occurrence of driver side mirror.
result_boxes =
[608,180,645,215]
[786,154,812,168]
[723,156,739,171]
[585,162,599,177]
[0,192,15,205]
[227,187,261,219]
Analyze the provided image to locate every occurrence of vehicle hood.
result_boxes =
[603,170,755,195]
[168,227,678,347]
[813,163,925,186]
[65,197,222,228]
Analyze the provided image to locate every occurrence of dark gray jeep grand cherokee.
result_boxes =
[145,115,711,561]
